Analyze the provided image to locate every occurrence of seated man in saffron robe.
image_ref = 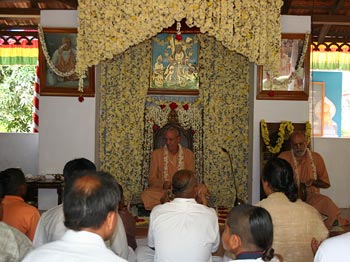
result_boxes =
[278,130,349,229]
[141,126,195,210]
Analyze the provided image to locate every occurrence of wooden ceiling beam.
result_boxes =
[312,15,350,25]
[317,0,345,43]
[29,0,39,9]
[0,8,40,16]
[281,0,293,14]
[56,0,78,8]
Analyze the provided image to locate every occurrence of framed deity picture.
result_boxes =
[148,33,199,95]
[39,27,95,96]
[256,33,310,100]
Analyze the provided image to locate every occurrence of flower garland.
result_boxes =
[260,120,295,154]
[260,120,312,154]
[37,25,76,78]
[163,144,184,181]
[76,0,283,90]
[291,148,317,186]
[143,99,203,185]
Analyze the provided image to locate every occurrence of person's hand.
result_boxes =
[311,237,321,255]
[160,190,171,204]
[305,180,314,187]
[196,184,210,206]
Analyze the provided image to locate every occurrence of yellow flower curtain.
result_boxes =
[99,41,150,200]
[199,35,249,205]
[77,0,283,89]
[99,35,249,206]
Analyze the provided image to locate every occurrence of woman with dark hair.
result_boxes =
[256,158,328,262]
[222,204,281,261]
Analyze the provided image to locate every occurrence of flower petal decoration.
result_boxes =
[169,102,178,110]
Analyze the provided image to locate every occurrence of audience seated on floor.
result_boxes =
[23,171,127,261]
[136,169,220,262]
[256,158,328,262]
[33,158,136,261]
[0,168,40,241]
[0,179,33,261]
[279,131,349,229]
[222,204,282,262]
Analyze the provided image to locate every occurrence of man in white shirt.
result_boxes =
[24,171,127,262]
[137,169,220,262]
[314,232,350,262]
[33,158,135,261]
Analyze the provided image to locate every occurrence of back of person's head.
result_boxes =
[0,168,26,196]
[63,171,120,231]
[262,158,298,202]
[172,169,197,197]
[63,158,96,182]
[226,204,275,261]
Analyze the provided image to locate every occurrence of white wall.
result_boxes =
[251,15,311,204]
[39,10,96,175]
[314,138,350,207]
[38,97,95,174]
[0,133,38,175]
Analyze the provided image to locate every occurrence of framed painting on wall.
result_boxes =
[309,82,325,136]
[148,33,199,95]
[256,33,310,100]
[39,27,95,97]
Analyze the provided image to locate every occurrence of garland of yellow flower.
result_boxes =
[260,120,312,154]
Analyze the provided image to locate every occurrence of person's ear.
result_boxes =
[18,183,27,197]
[105,211,117,231]
[228,234,242,253]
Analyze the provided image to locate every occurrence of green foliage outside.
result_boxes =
[0,65,35,132]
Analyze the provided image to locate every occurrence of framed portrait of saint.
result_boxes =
[256,33,310,100]
[39,27,95,96]
[149,33,199,95]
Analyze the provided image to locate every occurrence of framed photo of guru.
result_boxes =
[39,27,95,97]
[256,33,310,101]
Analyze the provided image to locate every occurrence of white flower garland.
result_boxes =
[163,144,184,181]
[37,25,76,78]
[291,148,317,186]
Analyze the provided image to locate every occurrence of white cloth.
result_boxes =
[33,204,135,261]
[146,198,220,262]
[226,257,280,262]
[0,222,32,262]
[23,230,127,262]
[314,232,350,262]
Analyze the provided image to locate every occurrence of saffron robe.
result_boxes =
[279,150,348,228]
[141,146,194,210]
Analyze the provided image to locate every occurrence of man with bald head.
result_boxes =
[23,171,127,261]
[141,126,195,210]
[137,169,220,262]
[279,130,348,229]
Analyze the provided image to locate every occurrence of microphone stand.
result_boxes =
[221,147,244,206]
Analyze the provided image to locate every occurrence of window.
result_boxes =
[0,33,38,132]
[310,43,350,137]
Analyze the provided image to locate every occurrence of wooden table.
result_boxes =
[25,178,64,207]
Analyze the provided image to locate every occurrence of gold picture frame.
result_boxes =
[256,33,310,100]
[39,28,95,97]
